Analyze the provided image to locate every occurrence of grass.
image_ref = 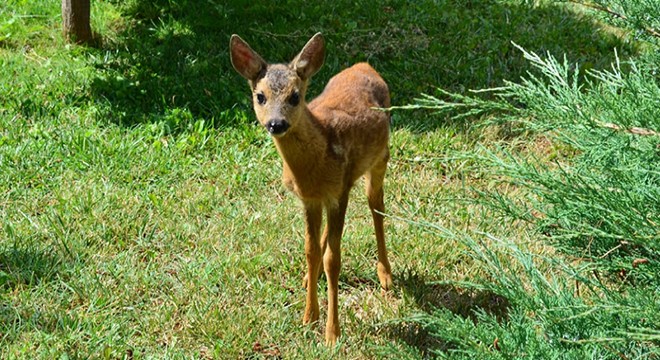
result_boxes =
[0,0,658,358]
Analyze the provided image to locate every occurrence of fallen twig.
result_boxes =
[598,122,659,137]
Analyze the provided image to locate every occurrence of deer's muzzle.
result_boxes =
[266,119,290,136]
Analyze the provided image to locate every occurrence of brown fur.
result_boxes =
[230,33,392,345]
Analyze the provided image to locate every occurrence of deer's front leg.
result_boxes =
[303,201,323,325]
[323,192,349,345]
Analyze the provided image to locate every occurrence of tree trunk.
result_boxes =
[61,0,92,44]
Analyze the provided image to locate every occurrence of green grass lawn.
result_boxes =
[1,0,658,358]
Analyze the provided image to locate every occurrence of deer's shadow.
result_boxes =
[386,271,511,357]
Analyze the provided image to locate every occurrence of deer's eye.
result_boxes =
[256,93,267,105]
[288,91,300,106]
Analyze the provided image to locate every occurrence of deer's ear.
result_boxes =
[291,33,325,80]
[230,35,267,82]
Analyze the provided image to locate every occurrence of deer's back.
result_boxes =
[308,63,390,182]
[309,62,390,117]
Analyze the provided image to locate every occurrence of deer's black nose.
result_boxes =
[266,119,290,135]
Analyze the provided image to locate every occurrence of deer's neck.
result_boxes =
[272,107,327,176]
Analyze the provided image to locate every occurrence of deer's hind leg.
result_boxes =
[365,153,393,291]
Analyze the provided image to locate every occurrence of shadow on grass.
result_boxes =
[385,271,510,358]
[90,0,638,132]
[0,246,61,291]
[0,245,62,341]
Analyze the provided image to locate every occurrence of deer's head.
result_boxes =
[230,33,325,137]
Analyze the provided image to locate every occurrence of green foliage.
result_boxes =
[404,44,660,277]
[387,228,659,359]
[561,0,660,43]
[484,44,659,272]
[392,1,660,357]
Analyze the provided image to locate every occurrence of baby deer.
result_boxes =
[229,33,393,345]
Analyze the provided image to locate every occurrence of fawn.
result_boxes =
[229,33,393,345]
